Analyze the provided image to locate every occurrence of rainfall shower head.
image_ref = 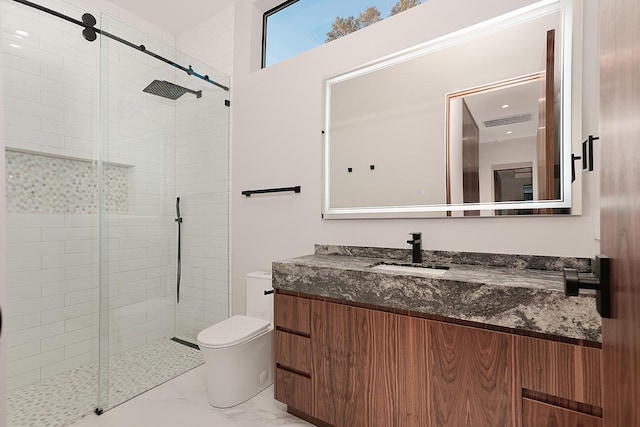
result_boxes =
[143,80,202,100]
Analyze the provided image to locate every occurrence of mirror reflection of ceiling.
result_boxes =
[463,80,541,144]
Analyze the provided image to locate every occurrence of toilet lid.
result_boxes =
[197,315,271,349]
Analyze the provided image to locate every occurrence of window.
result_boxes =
[262,0,425,68]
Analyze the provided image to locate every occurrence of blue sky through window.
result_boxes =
[264,0,416,67]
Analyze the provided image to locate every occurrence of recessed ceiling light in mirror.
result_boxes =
[501,104,510,109]
[15,30,29,37]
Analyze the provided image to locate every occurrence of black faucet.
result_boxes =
[407,232,422,264]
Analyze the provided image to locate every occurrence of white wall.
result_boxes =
[230,0,601,314]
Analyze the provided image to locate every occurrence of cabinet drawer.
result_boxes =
[521,337,601,407]
[276,330,311,374]
[274,293,311,335]
[523,398,602,427]
[275,368,313,414]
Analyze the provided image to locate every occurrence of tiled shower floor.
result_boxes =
[8,338,204,427]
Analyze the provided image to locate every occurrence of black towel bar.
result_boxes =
[242,186,301,197]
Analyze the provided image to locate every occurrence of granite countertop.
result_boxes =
[272,245,601,344]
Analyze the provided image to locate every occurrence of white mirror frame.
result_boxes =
[323,0,578,219]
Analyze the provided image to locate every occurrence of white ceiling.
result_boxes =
[464,79,542,144]
[107,0,238,35]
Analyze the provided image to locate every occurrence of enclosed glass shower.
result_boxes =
[2,0,230,425]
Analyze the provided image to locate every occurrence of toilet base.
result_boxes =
[200,328,273,408]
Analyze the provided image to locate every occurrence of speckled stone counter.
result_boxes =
[272,245,601,344]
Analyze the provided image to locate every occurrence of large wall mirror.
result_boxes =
[323,0,580,219]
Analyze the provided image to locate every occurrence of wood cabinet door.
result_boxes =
[523,399,602,427]
[311,301,396,427]
[427,321,521,427]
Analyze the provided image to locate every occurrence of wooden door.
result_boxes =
[537,29,557,202]
[462,99,480,216]
[599,0,640,425]
[312,301,396,427]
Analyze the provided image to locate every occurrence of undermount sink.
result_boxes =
[370,263,448,276]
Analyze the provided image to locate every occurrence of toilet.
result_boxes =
[197,271,274,408]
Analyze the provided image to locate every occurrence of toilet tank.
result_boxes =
[246,271,273,323]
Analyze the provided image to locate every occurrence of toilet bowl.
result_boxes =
[197,271,273,408]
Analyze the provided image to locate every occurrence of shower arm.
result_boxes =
[11,0,230,92]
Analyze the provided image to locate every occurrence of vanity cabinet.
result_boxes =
[274,292,602,427]
[273,293,313,415]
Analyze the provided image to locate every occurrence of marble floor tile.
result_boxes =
[69,366,312,427]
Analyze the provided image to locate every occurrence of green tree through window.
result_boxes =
[325,0,423,42]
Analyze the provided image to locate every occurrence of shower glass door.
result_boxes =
[98,13,230,411]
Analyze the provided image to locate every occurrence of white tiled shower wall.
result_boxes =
[174,5,234,340]
[173,94,229,339]
[1,0,193,390]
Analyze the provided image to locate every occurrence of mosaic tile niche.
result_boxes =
[6,150,129,214]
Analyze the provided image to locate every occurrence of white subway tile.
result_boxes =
[65,239,97,254]
[8,348,65,376]
[41,276,96,296]
[107,247,147,262]
[5,109,41,130]
[6,228,42,243]
[40,352,94,379]
[42,227,98,241]
[8,241,65,258]
[41,326,94,353]
[41,301,94,325]
[8,214,64,228]
[8,341,41,362]
[8,294,65,317]
[3,52,40,75]
[7,283,42,301]
[64,338,97,359]
[7,321,65,348]
[7,256,42,273]
[4,312,41,333]
[65,313,98,332]
[41,91,92,115]
[64,288,98,306]
[42,251,97,269]
[7,368,41,391]
[6,125,66,149]
[6,96,64,122]
[65,263,98,279]
[8,268,65,287]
